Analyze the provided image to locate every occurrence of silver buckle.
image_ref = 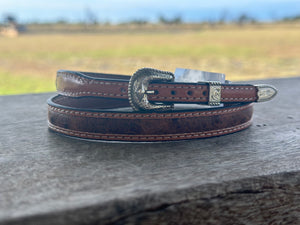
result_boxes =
[128,68,174,111]
[128,68,277,112]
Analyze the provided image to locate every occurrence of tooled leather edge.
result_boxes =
[47,103,253,119]
[56,70,129,99]
[48,120,252,142]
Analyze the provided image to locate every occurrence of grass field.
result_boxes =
[0,24,299,95]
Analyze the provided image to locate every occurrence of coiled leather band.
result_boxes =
[47,69,274,142]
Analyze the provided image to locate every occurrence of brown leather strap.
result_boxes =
[47,69,261,142]
[56,70,258,104]
[48,96,253,142]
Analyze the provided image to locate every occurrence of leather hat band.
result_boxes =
[47,69,276,142]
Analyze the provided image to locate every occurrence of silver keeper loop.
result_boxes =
[208,81,222,106]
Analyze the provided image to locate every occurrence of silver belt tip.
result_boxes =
[255,84,278,102]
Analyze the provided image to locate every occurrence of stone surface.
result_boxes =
[0,77,299,225]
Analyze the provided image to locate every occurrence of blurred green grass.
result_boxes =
[0,24,299,95]
[0,71,55,95]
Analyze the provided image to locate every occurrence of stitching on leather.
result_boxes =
[48,120,251,141]
[221,86,255,101]
[149,85,253,91]
[48,104,251,119]
[59,73,255,101]
[87,81,127,86]
[59,91,128,97]
[150,85,203,89]
[222,86,254,90]
[149,85,204,100]
[222,97,255,101]
[59,73,128,97]
[150,96,206,100]
[60,72,127,86]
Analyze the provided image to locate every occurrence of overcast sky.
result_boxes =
[0,0,299,23]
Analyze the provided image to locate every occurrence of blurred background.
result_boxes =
[0,0,299,95]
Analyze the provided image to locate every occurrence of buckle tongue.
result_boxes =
[128,68,175,111]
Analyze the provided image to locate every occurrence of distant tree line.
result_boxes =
[158,15,182,24]
[282,14,300,22]
[1,11,300,26]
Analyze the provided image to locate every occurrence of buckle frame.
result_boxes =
[128,68,175,111]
